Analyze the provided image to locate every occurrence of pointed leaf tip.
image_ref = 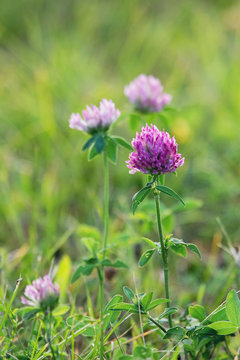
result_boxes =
[226,289,240,326]
[112,136,133,150]
[123,286,135,302]
[132,186,151,214]
[139,249,155,267]
[156,185,185,206]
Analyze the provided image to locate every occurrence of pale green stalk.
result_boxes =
[154,176,172,328]
[99,151,109,359]
[47,311,56,360]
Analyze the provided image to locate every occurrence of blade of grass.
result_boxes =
[31,321,42,360]
[0,277,22,333]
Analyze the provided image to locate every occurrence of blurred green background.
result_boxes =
[0,0,240,307]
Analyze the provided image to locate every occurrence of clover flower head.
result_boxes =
[21,275,60,310]
[126,124,184,175]
[124,74,172,112]
[69,99,120,134]
[69,113,88,132]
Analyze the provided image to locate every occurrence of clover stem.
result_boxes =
[47,311,56,360]
[99,151,109,359]
[147,314,167,333]
[154,176,173,328]
[103,151,109,258]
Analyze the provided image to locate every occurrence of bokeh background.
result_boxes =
[1,0,240,309]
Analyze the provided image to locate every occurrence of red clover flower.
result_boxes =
[124,74,172,112]
[69,99,120,134]
[126,124,184,175]
[21,275,60,311]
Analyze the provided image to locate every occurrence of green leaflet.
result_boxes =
[139,249,156,267]
[132,186,151,214]
[155,185,185,206]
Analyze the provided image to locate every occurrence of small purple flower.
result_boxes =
[124,74,172,112]
[126,124,184,175]
[21,275,60,310]
[69,99,120,134]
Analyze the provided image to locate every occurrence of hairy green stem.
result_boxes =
[154,177,172,328]
[98,267,104,359]
[47,311,56,360]
[147,314,167,333]
[103,152,109,258]
[99,152,109,360]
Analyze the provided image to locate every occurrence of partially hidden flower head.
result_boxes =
[124,74,172,112]
[69,99,120,134]
[126,124,184,175]
[21,275,60,311]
